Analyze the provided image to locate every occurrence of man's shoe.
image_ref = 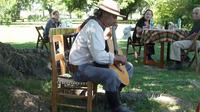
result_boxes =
[168,63,182,70]
[113,105,133,112]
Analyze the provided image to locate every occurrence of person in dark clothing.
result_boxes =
[169,7,200,70]
[43,10,61,42]
[132,9,155,61]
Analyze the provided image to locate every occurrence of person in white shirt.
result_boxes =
[168,7,200,70]
[69,0,134,112]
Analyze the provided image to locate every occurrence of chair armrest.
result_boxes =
[186,31,200,51]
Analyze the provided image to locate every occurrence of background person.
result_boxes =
[69,0,134,112]
[43,10,61,42]
[132,9,155,61]
[169,7,200,70]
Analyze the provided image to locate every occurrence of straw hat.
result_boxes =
[98,0,125,17]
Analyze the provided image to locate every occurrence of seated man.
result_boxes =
[69,0,134,111]
[169,7,200,70]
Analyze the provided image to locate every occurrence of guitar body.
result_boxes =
[109,64,129,85]
[107,37,129,85]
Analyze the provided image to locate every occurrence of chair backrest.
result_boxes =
[50,35,67,76]
[35,26,44,39]
[63,33,78,57]
[126,27,143,57]
[35,26,49,50]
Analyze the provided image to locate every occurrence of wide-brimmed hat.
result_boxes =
[98,0,125,17]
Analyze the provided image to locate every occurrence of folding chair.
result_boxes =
[126,29,144,58]
[35,26,48,50]
[184,31,200,73]
[50,34,97,112]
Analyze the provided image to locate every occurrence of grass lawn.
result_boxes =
[1,41,200,112]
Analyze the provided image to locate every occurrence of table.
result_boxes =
[142,29,187,68]
[49,27,76,37]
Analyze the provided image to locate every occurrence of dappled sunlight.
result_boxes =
[176,85,184,90]
[131,87,142,92]
[150,94,185,111]
[119,46,127,50]
[187,85,194,89]
[168,105,181,111]
[144,83,157,87]
[143,76,156,80]
[134,60,139,63]
[42,81,51,93]
[152,95,180,105]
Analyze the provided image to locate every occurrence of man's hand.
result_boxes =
[113,55,126,72]
[114,55,127,65]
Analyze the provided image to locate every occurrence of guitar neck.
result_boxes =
[112,26,118,55]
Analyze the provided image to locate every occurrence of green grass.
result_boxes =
[9,42,36,49]
[119,39,200,111]
[1,41,200,112]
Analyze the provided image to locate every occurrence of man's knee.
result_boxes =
[104,70,121,91]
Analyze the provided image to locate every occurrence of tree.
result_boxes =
[63,0,88,18]
[119,0,149,20]
[0,0,34,22]
[154,0,200,28]
[38,0,54,17]
[0,0,15,24]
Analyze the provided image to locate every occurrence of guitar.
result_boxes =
[107,26,129,85]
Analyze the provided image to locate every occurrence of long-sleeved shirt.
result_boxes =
[43,18,60,40]
[69,19,114,65]
[189,20,200,35]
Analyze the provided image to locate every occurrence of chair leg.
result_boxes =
[126,39,130,56]
[87,82,93,112]
[44,43,48,51]
[188,55,196,67]
[93,84,98,94]
[195,48,199,73]
[196,103,200,112]
[51,91,57,112]
[138,46,142,56]
[42,41,48,51]
[36,36,40,49]
[131,44,137,58]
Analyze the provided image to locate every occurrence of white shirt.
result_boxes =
[69,19,115,65]
[123,25,133,39]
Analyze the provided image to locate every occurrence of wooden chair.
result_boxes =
[35,26,48,50]
[184,31,200,73]
[50,34,97,112]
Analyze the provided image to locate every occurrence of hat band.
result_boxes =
[101,4,120,14]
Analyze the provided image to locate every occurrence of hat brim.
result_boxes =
[97,6,126,18]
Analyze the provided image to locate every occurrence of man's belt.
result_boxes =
[68,64,78,73]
